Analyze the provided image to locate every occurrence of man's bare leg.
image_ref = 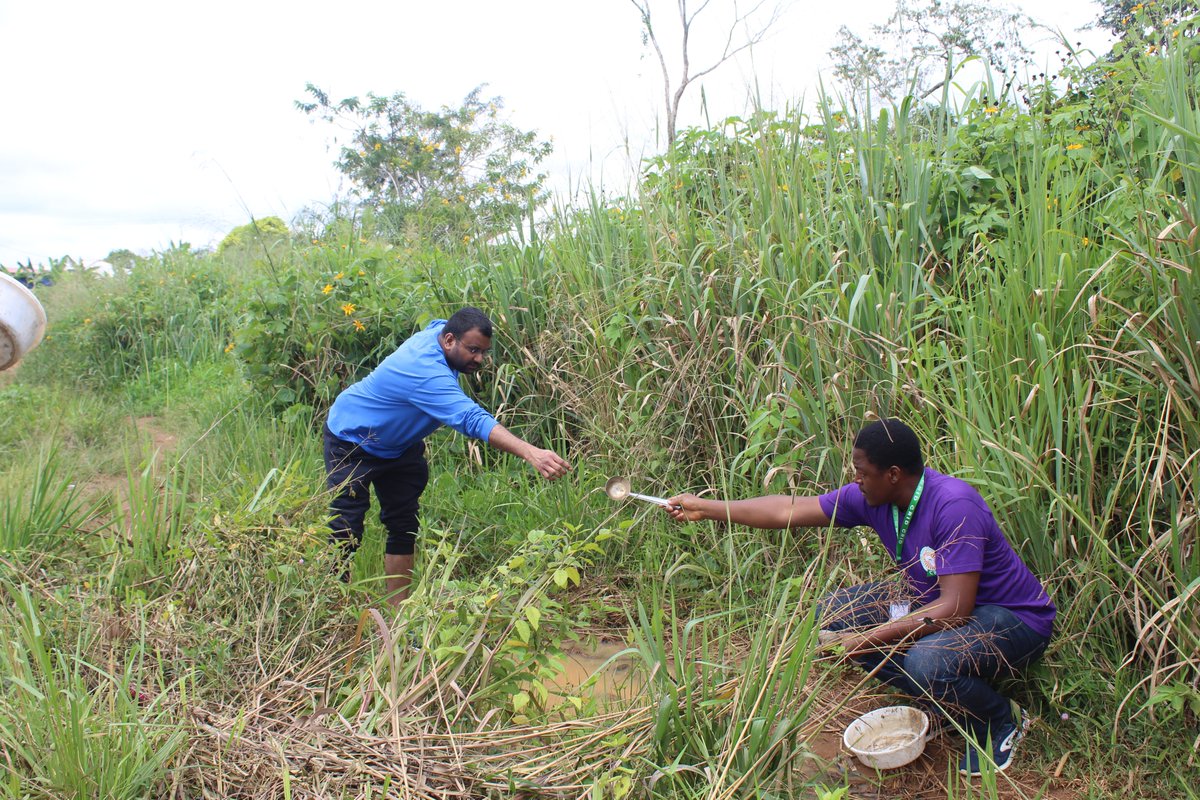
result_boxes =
[384,553,414,607]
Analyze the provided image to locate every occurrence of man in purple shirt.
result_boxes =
[324,307,571,606]
[665,418,1054,776]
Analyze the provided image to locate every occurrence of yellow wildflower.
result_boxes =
[374,143,381,150]
[353,320,365,332]
[334,272,344,280]
[779,183,789,192]
[455,145,463,155]
[357,270,365,276]
[341,303,356,315]
[1082,237,1090,246]
[1067,143,1084,151]
[322,284,333,294]
[225,342,235,353]
[84,317,92,324]
[985,106,999,114]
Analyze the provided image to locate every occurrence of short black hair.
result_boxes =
[443,306,493,339]
[853,418,924,475]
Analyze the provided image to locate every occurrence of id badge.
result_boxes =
[888,602,911,622]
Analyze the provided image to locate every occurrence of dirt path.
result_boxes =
[78,415,181,530]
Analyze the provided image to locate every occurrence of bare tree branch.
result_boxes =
[829,0,1035,110]
[631,0,788,147]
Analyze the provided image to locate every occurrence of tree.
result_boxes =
[297,85,552,245]
[217,216,291,254]
[1097,0,1199,54]
[629,0,786,148]
[829,0,1034,109]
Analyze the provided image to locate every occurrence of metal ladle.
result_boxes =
[604,476,680,509]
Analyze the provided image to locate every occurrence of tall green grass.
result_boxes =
[0,581,185,798]
[0,445,88,553]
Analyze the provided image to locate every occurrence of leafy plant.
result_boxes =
[298,84,552,246]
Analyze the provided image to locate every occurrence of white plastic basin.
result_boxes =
[843,705,930,769]
[0,271,48,371]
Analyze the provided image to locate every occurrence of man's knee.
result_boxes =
[900,644,961,694]
[379,504,419,554]
[329,496,370,542]
[385,529,416,556]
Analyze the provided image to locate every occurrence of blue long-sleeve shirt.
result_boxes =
[326,320,499,458]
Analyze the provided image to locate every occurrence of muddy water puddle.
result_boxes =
[543,639,645,707]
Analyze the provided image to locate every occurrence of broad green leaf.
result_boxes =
[524,606,541,630]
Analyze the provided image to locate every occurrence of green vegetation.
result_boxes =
[0,12,1196,799]
[217,215,292,255]
[297,84,553,246]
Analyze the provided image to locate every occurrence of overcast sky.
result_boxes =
[0,0,1113,268]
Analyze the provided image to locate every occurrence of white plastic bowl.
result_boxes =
[843,705,930,769]
[0,272,48,371]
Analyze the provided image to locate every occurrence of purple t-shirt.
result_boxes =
[818,468,1055,637]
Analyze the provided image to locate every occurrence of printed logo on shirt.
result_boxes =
[920,546,938,576]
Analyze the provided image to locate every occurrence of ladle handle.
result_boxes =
[628,491,682,510]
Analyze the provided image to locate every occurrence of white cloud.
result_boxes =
[0,0,1112,266]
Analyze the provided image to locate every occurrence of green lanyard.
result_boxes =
[891,474,925,562]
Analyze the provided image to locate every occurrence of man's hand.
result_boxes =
[816,630,870,659]
[487,425,571,480]
[665,493,707,522]
[817,629,841,647]
[527,447,571,480]
[834,632,871,658]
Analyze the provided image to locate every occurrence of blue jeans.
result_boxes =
[819,582,1051,740]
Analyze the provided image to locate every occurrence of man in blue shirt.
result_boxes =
[324,307,571,605]
[664,419,1054,777]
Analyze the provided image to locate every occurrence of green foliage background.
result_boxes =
[1,12,1198,798]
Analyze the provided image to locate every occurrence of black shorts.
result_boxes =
[323,426,429,555]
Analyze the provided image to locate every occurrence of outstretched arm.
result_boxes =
[487,424,571,480]
[664,493,831,530]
